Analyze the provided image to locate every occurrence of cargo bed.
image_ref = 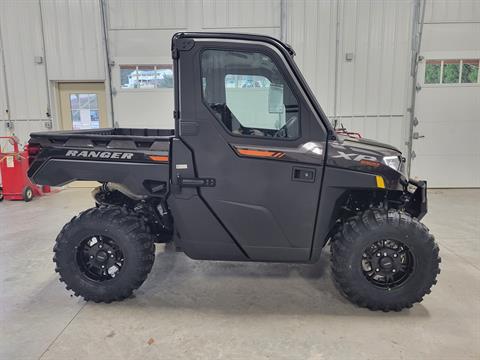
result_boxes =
[29,127,174,146]
[28,128,173,197]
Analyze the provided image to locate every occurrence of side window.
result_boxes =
[201,50,299,139]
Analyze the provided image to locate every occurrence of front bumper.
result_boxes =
[405,179,428,220]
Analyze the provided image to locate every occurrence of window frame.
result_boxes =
[199,47,303,142]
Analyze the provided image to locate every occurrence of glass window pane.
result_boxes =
[136,65,156,88]
[89,94,98,109]
[225,74,271,89]
[120,65,173,89]
[461,60,479,83]
[201,50,299,139]
[90,110,100,129]
[225,74,277,130]
[155,67,173,88]
[70,94,79,109]
[71,109,80,122]
[442,60,460,83]
[425,60,441,84]
[79,93,90,108]
[121,66,137,88]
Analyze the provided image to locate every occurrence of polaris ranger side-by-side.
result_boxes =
[27,33,440,311]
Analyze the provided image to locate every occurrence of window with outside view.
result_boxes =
[462,60,480,83]
[70,93,99,130]
[442,60,460,83]
[425,59,480,85]
[425,60,441,84]
[120,65,173,89]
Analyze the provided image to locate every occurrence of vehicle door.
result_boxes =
[172,36,328,261]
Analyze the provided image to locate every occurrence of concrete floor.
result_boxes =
[0,188,479,360]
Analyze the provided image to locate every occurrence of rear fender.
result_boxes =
[29,158,169,197]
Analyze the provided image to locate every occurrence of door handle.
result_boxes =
[176,175,216,188]
[413,132,425,139]
[292,167,316,182]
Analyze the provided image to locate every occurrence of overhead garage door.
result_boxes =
[411,56,480,188]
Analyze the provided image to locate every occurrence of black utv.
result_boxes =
[27,33,440,311]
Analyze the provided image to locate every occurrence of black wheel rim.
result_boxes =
[361,239,414,289]
[76,235,125,282]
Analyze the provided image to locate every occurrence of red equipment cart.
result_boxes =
[0,136,47,202]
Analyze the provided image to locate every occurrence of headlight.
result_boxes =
[383,155,401,171]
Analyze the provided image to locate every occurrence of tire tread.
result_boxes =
[53,205,155,303]
[331,209,441,312]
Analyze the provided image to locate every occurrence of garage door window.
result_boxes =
[425,60,441,84]
[462,60,479,83]
[120,65,173,89]
[425,59,480,85]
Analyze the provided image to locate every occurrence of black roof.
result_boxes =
[173,32,296,56]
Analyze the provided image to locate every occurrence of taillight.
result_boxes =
[26,143,41,166]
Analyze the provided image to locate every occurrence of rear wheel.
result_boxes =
[53,206,155,302]
[331,209,440,311]
[0,187,3,201]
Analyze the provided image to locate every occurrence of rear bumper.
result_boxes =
[405,179,428,220]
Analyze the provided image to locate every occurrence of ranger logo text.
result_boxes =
[65,150,134,160]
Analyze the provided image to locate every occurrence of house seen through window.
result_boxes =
[120,65,173,89]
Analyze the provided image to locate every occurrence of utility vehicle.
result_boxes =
[28,33,440,311]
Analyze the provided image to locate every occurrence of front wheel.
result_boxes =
[53,206,155,302]
[331,209,440,311]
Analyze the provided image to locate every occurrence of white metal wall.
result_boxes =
[107,0,281,129]
[0,0,49,141]
[424,0,480,23]
[336,0,413,152]
[410,0,480,187]
[0,0,108,143]
[0,0,416,147]
[107,0,414,148]
[1,0,477,186]
[0,29,8,121]
[40,0,106,81]
[202,0,280,30]
[108,0,187,30]
[286,0,414,152]
[285,0,337,117]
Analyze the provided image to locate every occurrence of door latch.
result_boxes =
[292,167,316,183]
[412,132,425,139]
[176,175,216,188]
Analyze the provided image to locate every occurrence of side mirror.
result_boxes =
[268,84,284,114]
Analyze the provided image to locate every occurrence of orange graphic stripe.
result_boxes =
[149,155,169,162]
[237,148,285,159]
[359,159,381,167]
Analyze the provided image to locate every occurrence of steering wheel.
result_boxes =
[274,115,298,138]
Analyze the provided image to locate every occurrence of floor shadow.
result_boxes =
[115,246,431,318]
